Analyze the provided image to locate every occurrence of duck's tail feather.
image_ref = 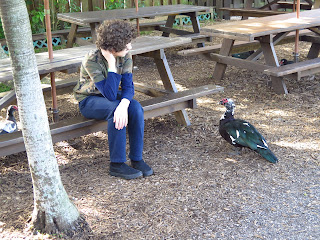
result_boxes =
[256,148,278,163]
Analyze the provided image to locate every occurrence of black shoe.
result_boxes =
[131,160,153,177]
[109,162,143,180]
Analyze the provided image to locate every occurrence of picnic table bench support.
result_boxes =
[301,33,320,59]
[66,24,79,48]
[162,15,176,38]
[258,35,288,94]
[213,38,234,81]
[307,43,320,59]
[141,49,191,126]
[187,12,204,48]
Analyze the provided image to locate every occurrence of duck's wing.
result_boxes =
[224,120,268,150]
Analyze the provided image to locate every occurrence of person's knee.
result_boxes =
[128,99,144,118]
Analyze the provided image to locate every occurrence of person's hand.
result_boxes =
[113,99,130,130]
[101,49,117,72]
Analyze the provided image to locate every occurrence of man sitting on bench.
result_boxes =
[73,20,153,180]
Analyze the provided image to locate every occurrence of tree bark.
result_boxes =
[0,0,91,238]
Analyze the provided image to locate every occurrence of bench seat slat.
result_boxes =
[264,58,320,77]
[219,8,286,17]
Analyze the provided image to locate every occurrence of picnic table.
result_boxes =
[220,0,316,19]
[200,8,320,94]
[57,4,212,48]
[0,35,223,157]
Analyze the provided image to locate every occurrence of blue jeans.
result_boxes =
[79,94,144,163]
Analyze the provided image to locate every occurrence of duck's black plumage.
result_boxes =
[0,105,18,135]
[232,50,254,59]
[279,58,294,66]
[219,98,278,163]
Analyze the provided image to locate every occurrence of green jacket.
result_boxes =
[73,49,133,102]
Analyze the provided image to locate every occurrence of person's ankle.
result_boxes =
[131,159,153,177]
[109,162,142,180]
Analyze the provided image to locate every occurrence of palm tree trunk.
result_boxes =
[0,0,90,237]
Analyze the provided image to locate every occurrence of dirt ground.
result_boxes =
[0,20,320,239]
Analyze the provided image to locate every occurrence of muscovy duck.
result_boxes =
[219,98,278,163]
[0,105,18,135]
[279,58,294,66]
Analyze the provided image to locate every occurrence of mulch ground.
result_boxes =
[0,19,320,239]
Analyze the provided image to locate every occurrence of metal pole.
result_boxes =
[294,0,300,63]
[44,0,59,122]
[135,0,140,36]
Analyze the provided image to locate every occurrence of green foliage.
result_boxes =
[34,44,66,54]
[0,19,4,39]
[29,7,45,33]
[0,83,12,93]
[105,0,125,10]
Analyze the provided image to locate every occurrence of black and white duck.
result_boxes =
[219,98,278,163]
[0,105,18,135]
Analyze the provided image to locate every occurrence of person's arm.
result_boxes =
[101,49,131,130]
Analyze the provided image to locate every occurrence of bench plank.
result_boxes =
[277,1,312,10]
[219,8,286,17]
[264,58,320,77]
[209,53,270,72]
[0,84,223,157]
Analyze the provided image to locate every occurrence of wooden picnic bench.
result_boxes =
[264,57,320,78]
[0,84,223,157]
[200,9,320,94]
[57,4,212,48]
[220,0,314,20]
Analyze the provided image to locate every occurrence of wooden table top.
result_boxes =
[57,5,211,26]
[201,9,320,41]
[0,36,191,82]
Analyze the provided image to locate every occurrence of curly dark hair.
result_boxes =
[96,20,137,52]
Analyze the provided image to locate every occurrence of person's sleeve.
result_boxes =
[120,73,134,101]
[119,53,134,101]
[95,72,122,101]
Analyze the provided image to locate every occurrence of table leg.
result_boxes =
[188,12,205,48]
[258,35,288,94]
[90,23,98,43]
[162,15,176,37]
[213,38,234,81]
[146,49,191,126]
[242,0,253,20]
[307,43,320,59]
[66,23,78,48]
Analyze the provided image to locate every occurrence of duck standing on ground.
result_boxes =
[0,105,18,134]
[219,98,278,163]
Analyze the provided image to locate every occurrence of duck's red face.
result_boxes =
[220,98,229,105]
[12,105,18,111]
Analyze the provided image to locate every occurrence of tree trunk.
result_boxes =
[0,0,91,238]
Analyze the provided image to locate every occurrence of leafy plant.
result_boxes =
[29,7,45,33]
[0,19,5,39]
[105,0,125,10]
[0,82,12,93]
